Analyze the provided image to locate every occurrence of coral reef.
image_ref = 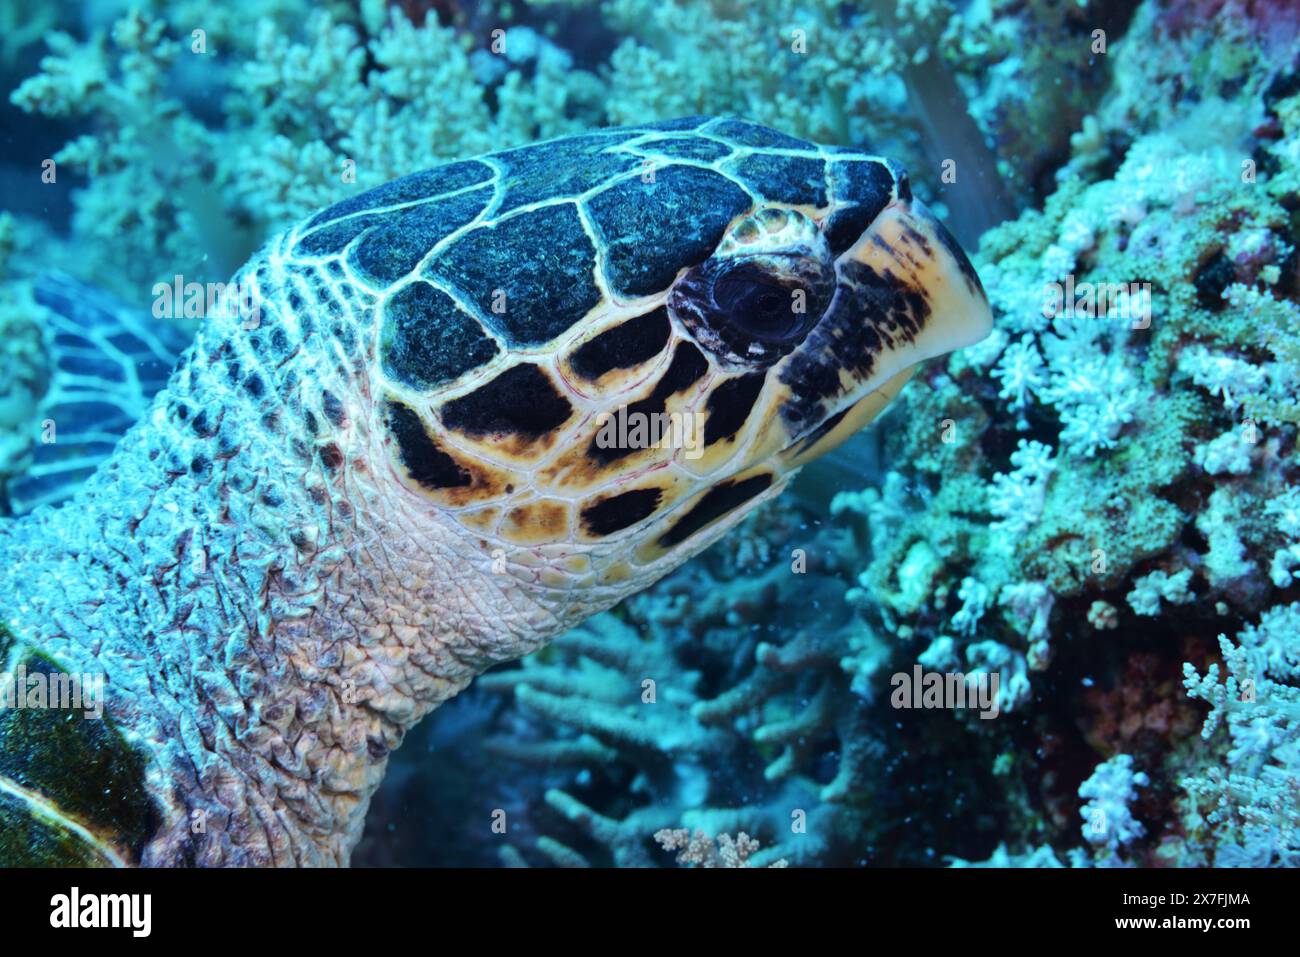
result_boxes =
[1078,753,1150,864]
[831,0,1300,867]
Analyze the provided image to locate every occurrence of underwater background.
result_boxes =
[0,0,1298,867]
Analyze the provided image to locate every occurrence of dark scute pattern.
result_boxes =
[588,342,709,464]
[51,401,132,433]
[824,160,895,256]
[5,467,97,506]
[581,487,664,536]
[429,203,602,347]
[703,372,767,445]
[640,116,712,131]
[440,363,573,438]
[587,165,752,297]
[786,403,848,456]
[655,341,711,394]
[496,133,642,214]
[351,186,492,285]
[777,258,931,435]
[56,332,95,350]
[639,137,733,162]
[295,214,380,257]
[306,160,493,229]
[11,272,189,515]
[824,206,879,257]
[385,400,470,489]
[0,651,157,859]
[725,154,828,206]
[710,119,813,150]
[569,307,671,380]
[831,159,896,205]
[381,281,499,391]
[658,473,774,547]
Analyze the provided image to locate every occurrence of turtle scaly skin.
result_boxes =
[0,118,991,866]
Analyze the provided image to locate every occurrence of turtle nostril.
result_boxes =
[892,166,912,204]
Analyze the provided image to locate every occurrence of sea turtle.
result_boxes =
[0,117,991,866]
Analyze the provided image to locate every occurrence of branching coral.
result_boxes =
[1180,604,1300,866]
[654,827,788,868]
[1079,753,1150,862]
[463,505,891,867]
[816,0,1300,869]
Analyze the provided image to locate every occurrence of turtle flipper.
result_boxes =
[0,624,159,866]
[2,273,194,515]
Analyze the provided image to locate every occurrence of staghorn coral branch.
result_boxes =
[481,734,618,767]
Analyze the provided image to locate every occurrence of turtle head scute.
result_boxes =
[362,122,991,626]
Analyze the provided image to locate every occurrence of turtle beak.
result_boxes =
[776,198,993,469]
[842,198,993,362]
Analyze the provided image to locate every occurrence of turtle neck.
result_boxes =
[0,251,560,865]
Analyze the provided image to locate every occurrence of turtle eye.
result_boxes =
[671,252,835,367]
[711,260,818,344]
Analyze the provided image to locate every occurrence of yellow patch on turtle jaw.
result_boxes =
[458,505,502,531]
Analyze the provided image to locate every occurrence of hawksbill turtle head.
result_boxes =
[0,118,994,866]
[275,118,992,631]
